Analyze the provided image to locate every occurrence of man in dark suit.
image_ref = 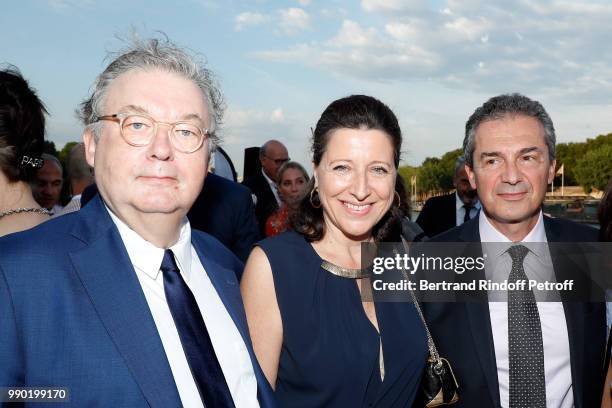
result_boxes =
[189,171,259,265]
[0,38,275,407]
[416,156,479,238]
[242,140,289,236]
[424,93,605,408]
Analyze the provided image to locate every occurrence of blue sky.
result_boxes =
[2,0,611,177]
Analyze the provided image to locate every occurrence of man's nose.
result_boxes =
[147,124,174,160]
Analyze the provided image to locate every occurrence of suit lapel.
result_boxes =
[191,234,277,407]
[69,197,181,408]
[191,235,247,335]
[459,219,502,406]
[544,218,587,407]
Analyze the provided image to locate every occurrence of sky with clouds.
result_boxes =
[1,0,610,177]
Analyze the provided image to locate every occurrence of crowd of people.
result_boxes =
[0,36,611,408]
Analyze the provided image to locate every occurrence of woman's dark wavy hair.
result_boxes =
[0,66,47,183]
[598,177,612,242]
[292,94,408,242]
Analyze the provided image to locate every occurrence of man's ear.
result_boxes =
[83,127,97,168]
[547,159,557,184]
[465,163,477,190]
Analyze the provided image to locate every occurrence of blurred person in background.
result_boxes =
[31,152,63,214]
[0,66,50,236]
[265,161,309,237]
[242,139,289,235]
[416,155,480,238]
[54,142,93,216]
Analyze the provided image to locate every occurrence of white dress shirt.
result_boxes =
[261,168,281,206]
[480,211,573,408]
[455,193,480,227]
[107,208,259,408]
[53,194,81,217]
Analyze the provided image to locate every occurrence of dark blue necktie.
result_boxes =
[507,245,546,408]
[161,249,235,407]
[463,204,474,223]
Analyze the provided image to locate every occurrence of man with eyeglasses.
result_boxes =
[0,38,276,408]
[242,139,289,236]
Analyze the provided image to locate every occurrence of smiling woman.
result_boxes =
[240,95,428,407]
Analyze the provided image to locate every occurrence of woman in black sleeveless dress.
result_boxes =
[241,95,427,407]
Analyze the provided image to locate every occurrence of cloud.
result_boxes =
[48,0,93,10]
[278,8,311,35]
[252,1,612,101]
[270,108,285,123]
[297,0,311,5]
[235,8,310,35]
[235,11,270,31]
[361,0,426,14]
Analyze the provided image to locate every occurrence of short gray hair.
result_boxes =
[77,36,224,150]
[463,93,555,167]
[67,143,92,182]
[41,153,62,175]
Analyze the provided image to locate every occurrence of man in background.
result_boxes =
[54,142,93,216]
[242,139,289,235]
[416,156,479,238]
[32,152,63,214]
[188,171,259,266]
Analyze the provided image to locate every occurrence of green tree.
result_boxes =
[418,157,445,195]
[437,148,463,191]
[556,133,612,186]
[42,140,57,156]
[574,144,612,192]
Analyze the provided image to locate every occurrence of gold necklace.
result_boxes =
[320,260,371,279]
[0,207,51,219]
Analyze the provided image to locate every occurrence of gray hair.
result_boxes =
[41,153,63,175]
[67,143,92,182]
[454,155,467,178]
[77,36,224,151]
[463,93,555,167]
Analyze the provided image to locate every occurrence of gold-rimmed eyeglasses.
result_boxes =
[95,113,209,154]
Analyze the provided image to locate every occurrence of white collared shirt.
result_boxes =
[480,211,572,408]
[261,168,281,206]
[106,207,259,408]
[455,193,480,227]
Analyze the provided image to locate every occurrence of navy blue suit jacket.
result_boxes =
[242,172,278,237]
[0,195,276,407]
[423,216,606,408]
[188,172,260,266]
[415,192,456,238]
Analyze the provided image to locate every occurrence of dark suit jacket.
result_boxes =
[242,171,279,236]
[416,193,457,238]
[423,216,606,408]
[0,195,276,408]
[188,173,259,266]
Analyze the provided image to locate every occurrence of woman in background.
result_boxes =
[265,161,309,237]
[241,95,427,407]
[0,67,50,236]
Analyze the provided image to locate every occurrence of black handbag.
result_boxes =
[399,238,460,407]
